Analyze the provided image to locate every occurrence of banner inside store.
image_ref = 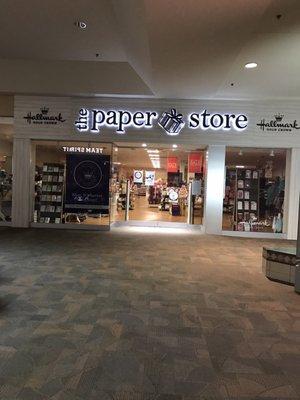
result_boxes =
[188,153,202,173]
[65,154,110,212]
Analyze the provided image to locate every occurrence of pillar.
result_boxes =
[285,148,300,240]
[204,145,226,234]
[12,138,35,227]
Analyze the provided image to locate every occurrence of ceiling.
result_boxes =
[33,140,204,169]
[115,147,193,170]
[0,0,300,99]
[226,147,286,167]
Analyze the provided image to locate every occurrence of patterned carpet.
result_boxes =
[0,227,299,400]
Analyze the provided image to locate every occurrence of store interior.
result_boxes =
[111,143,205,225]
[1,135,287,232]
[32,141,205,226]
[0,125,13,222]
[223,147,286,233]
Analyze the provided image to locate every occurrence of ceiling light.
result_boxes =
[75,21,87,29]
[142,143,147,147]
[245,62,258,69]
[238,149,243,156]
[114,147,118,152]
[270,150,275,157]
[236,165,245,168]
[172,144,178,148]
[147,149,159,154]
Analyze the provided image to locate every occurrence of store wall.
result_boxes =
[11,95,300,236]
[14,95,300,149]
[0,95,13,117]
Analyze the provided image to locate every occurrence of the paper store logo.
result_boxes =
[74,107,185,136]
[74,106,248,135]
[24,107,66,125]
[158,108,185,135]
[257,113,300,132]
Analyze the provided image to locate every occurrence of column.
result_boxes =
[12,138,35,227]
[204,145,226,234]
[286,148,300,240]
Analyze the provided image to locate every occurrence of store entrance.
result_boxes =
[31,140,205,230]
[110,143,206,227]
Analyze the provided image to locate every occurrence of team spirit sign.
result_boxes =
[75,107,248,136]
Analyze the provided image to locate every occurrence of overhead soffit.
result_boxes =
[0,0,300,99]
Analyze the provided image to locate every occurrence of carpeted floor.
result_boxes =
[0,227,299,400]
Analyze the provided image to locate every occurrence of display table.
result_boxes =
[262,246,296,285]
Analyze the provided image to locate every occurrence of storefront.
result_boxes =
[2,95,300,239]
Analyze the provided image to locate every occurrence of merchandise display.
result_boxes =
[0,168,12,221]
[223,148,286,233]
[33,143,112,226]
[35,163,65,224]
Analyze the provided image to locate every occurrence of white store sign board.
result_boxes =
[13,95,300,149]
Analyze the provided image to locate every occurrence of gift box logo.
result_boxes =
[158,108,185,135]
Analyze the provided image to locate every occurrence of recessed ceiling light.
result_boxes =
[114,147,118,152]
[238,149,243,156]
[142,143,147,147]
[245,62,258,69]
[172,144,178,148]
[270,150,275,157]
[75,21,87,29]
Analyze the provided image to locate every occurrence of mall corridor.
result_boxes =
[0,227,299,399]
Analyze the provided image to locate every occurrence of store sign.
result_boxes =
[256,113,300,132]
[133,170,144,184]
[167,157,178,173]
[158,108,185,135]
[62,146,103,154]
[145,170,155,186]
[24,107,66,125]
[188,153,202,173]
[74,107,248,135]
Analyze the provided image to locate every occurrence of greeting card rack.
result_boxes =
[234,168,260,231]
[37,163,65,224]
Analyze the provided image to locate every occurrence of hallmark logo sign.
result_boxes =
[24,107,66,125]
[257,113,300,132]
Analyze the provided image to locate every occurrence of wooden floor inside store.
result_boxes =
[113,195,203,224]
[80,195,203,225]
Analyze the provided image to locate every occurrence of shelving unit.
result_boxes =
[234,168,260,231]
[37,163,65,223]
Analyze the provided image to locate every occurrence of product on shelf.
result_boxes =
[36,163,65,223]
